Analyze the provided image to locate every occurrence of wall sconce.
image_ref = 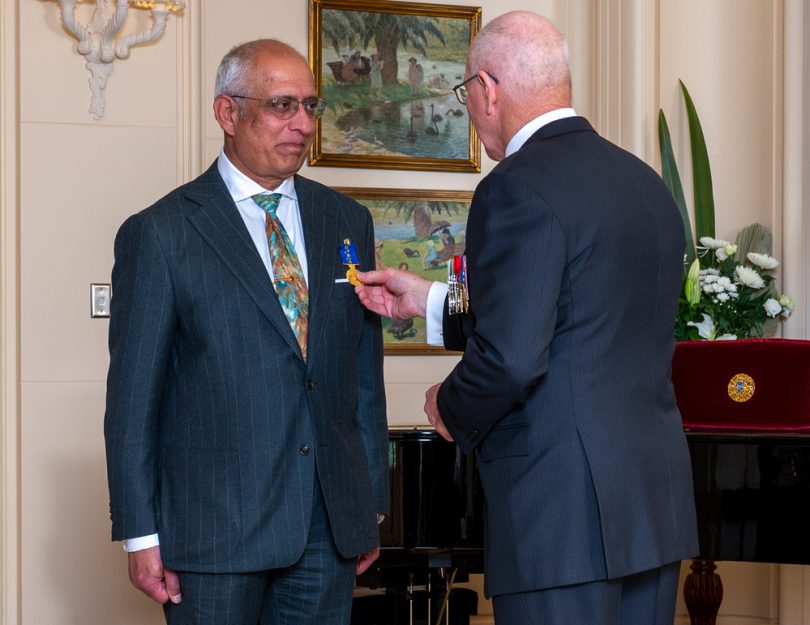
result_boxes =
[57,0,186,120]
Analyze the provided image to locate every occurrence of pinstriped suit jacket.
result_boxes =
[437,117,698,597]
[104,162,388,573]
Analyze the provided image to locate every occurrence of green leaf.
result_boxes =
[658,109,695,264]
[680,80,715,240]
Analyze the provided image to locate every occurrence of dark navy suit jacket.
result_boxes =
[104,162,388,573]
[438,117,698,597]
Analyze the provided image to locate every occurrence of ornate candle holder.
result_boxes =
[57,0,186,119]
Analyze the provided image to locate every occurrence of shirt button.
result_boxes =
[299,444,311,456]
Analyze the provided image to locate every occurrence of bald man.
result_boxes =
[356,12,697,625]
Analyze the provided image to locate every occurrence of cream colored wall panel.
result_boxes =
[384,354,459,385]
[20,123,177,382]
[710,154,775,242]
[714,562,777,623]
[661,0,775,154]
[385,383,433,426]
[659,0,777,237]
[21,380,162,625]
[22,0,181,127]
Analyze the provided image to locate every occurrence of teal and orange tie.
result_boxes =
[252,193,309,360]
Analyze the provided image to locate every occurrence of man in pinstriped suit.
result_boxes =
[104,39,388,624]
[356,12,698,625]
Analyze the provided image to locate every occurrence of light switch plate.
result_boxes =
[91,283,111,318]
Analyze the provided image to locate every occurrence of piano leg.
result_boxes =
[408,573,414,625]
[427,574,432,625]
[683,559,723,625]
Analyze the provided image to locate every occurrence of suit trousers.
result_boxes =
[491,561,682,625]
[163,482,356,625]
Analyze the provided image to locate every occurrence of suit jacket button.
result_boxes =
[299,444,311,456]
[306,380,315,390]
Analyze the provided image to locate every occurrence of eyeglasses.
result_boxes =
[452,71,499,106]
[229,95,327,119]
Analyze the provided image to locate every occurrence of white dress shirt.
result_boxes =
[122,150,308,552]
[424,108,577,346]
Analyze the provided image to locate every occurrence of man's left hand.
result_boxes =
[424,383,453,442]
[356,547,380,575]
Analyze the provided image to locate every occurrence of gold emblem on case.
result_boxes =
[728,373,755,402]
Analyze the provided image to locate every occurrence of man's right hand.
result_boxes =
[128,545,182,605]
[355,268,432,320]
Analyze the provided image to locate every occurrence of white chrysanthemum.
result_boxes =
[747,252,779,270]
[699,237,732,250]
[715,244,737,262]
[764,298,782,318]
[716,292,730,302]
[734,265,765,289]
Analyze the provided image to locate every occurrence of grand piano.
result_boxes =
[353,426,484,625]
[354,340,810,625]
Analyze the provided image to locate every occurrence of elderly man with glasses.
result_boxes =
[357,11,698,625]
[104,39,388,625]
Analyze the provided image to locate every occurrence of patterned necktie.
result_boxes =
[252,193,309,360]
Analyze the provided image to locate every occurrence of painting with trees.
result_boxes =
[335,187,472,352]
[309,0,482,172]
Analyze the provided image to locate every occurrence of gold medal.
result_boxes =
[346,266,360,286]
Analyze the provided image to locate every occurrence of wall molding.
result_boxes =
[592,0,660,163]
[176,0,202,184]
[782,0,808,341]
[0,0,20,621]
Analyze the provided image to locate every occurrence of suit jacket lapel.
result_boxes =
[184,162,304,360]
[296,175,338,362]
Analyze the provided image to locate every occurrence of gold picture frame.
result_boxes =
[336,186,472,354]
[309,0,482,173]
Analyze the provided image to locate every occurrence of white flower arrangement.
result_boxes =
[676,236,793,341]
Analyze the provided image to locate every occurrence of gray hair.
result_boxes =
[468,12,571,104]
[214,39,307,105]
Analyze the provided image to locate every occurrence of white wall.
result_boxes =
[1,0,805,624]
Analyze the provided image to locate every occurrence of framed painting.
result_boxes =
[309,0,482,173]
[336,187,473,354]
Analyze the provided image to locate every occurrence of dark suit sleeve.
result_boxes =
[437,173,565,454]
[355,210,389,516]
[104,213,176,541]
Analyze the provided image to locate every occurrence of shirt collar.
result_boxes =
[217,148,297,203]
[504,108,578,158]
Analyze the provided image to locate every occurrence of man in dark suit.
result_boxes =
[104,39,388,625]
[356,11,697,625]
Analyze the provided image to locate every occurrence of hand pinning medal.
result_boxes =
[340,239,362,286]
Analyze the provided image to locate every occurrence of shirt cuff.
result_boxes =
[426,282,449,346]
[122,533,160,552]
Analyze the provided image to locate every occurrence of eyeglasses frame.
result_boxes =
[228,94,328,119]
[452,71,499,106]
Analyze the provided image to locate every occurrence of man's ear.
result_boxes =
[213,95,239,137]
[479,71,498,116]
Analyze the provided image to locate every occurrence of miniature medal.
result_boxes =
[447,254,469,315]
[339,239,361,286]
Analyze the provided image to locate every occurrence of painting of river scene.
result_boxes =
[335,187,473,352]
[309,0,482,172]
